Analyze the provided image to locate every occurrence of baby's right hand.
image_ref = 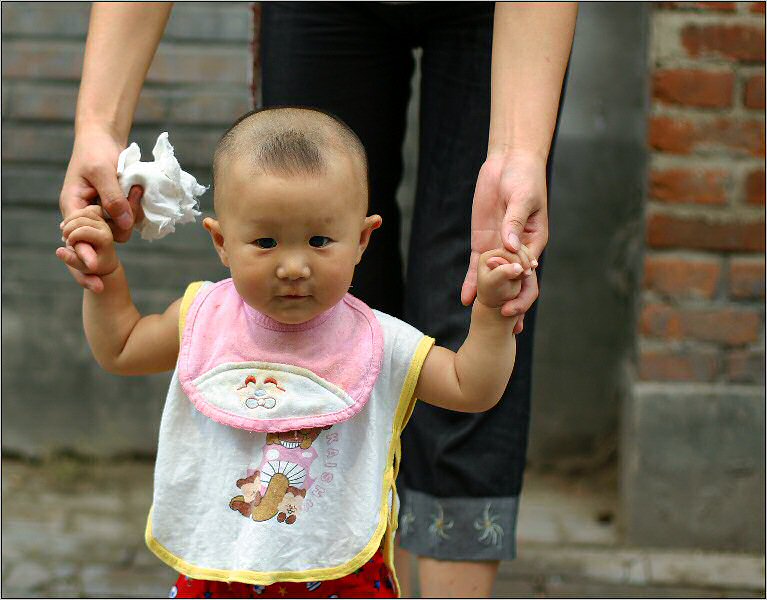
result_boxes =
[56,205,119,283]
[475,244,534,313]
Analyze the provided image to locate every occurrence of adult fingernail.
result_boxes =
[511,264,523,276]
[531,259,538,268]
[115,212,133,229]
[507,233,520,250]
[59,221,64,229]
[524,268,532,276]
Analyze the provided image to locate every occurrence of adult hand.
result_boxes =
[58,125,144,293]
[461,150,549,334]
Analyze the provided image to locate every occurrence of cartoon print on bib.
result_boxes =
[229,426,330,524]
[235,373,286,410]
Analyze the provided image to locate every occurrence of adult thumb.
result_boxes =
[90,166,133,231]
[501,205,530,254]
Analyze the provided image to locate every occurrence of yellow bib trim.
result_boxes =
[178,281,205,343]
[384,335,435,595]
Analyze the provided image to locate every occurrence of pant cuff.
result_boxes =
[396,487,519,561]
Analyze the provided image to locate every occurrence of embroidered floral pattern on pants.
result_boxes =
[399,508,416,537]
[428,502,454,541]
[473,502,504,547]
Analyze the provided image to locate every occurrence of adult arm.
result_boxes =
[59,2,172,292]
[461,2,577,331]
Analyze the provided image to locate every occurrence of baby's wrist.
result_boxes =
[90,255,122,284]
[473,295,521,333]
[473,297,508,320]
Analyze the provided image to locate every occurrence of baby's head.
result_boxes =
[204,107,381,324]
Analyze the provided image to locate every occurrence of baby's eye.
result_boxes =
[309,236,332,248]
[253,238,277,249]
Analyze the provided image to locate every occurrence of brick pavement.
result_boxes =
[1,458,763,598]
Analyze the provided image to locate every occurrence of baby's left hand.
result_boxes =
[476,246,532,313]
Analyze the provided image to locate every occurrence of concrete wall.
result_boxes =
[2,2,251,456]
[623,1,765,552]
[527,3,650,466]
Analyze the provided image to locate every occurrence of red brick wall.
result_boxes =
[640,1,765,384]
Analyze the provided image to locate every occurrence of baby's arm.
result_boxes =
[57,206,181,375]
[414,248,529,413]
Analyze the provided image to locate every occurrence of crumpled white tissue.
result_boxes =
[117,132,206,240]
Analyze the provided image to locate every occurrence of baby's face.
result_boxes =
[206,157,379,324]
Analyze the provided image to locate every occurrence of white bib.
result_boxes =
[145,282,434,587]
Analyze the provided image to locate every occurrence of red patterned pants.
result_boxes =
[169,549,397,598]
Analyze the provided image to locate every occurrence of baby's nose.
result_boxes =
[276,259,310,280]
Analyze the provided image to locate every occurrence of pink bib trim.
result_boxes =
[177,279,384,433]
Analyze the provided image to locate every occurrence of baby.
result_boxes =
[57,107,531,599]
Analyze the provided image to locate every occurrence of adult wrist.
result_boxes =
[74,115,128,146]
[486,144,549,165]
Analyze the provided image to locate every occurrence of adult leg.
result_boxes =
[398,3,560,597]
[260,2,414,317]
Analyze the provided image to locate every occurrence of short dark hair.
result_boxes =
[213,106,369,210]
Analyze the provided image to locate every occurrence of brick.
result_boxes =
[1,40,249,85]
[705,117,766,156]
[1,207,212,254]
[639,347,720,381]
[646,213,765,252]
[726,350,765,383]
[681,23,766,62]
[0,3,90,39]
[1,124,75,164]
[649,168,728,204]
[148,46,250,85]
[1,124,220,170]
[168,91,251,125]
[649,116,765,156]
[729,257,765,299]
[643,254,722,299]
[0,3,251,43]
[743,73,765,109]
[648,117,697,154]
[652,69,734,108]
[1,246,225,295]
[640,303,761,345]
[1,40,84,80]
[3,82,80,121]
[164,5,253,42]
[4,82,249,125]
[1,165,67,205]
[744,169,765,205]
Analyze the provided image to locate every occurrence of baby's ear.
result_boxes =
[203,217,229,267]
[356,215,382,264]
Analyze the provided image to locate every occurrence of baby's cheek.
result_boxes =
[321,255,355,294]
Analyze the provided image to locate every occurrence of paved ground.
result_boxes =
[2,458,764,598]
